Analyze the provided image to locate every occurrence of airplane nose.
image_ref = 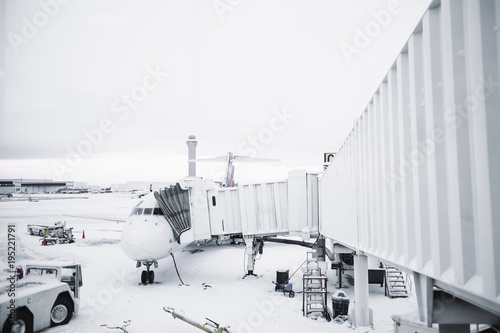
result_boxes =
[121,217,175,262]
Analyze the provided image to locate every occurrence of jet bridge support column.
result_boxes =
[244,237,264,276]
[354,253,371,327]
[414,272,433,326]
[244,237,254,274]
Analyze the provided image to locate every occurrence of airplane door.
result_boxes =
[207,189,224,235]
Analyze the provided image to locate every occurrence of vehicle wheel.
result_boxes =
[3,310,33,333]
[141,270,148,284]
[148,270,155,283]
[289,291,295,298]
[29,229,33,235]
[50,297,73,326]
[39,230,44,237]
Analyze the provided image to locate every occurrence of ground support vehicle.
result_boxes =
[0,262,82,333]
[27,222,75,244]
[27,221,67,237]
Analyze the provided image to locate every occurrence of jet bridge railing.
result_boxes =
[319,0,499,318]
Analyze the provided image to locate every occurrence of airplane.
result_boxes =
[120,191,185,284]
[190,152,280,188]
[120,152,280,284]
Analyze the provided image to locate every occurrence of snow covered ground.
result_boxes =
[0,194,420,332]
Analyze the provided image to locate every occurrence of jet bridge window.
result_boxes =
[143,208,153,215]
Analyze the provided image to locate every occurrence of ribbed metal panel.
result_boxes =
[319,0,500,309]
[239,181,288,236]
[306,173,320,236]
[288,170,320,236]
[319,135,358,249]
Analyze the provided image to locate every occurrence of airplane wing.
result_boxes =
[64,215,127,223]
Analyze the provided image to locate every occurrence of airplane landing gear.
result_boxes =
[137,261,157,284]
[141,269,154,284]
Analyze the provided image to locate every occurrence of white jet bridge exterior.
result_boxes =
[319,0,500,331]
[171,170,319,275]
[176,171,319,244]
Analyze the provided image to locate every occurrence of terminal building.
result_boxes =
[0,179,75,194]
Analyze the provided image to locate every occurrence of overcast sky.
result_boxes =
[0,0,431,186]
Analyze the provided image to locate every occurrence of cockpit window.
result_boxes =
[143,208,153,215]
[135,208,143,215]
[153,207,164,215]
[129,201,143,217]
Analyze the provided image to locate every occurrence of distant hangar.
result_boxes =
[0,179,75,194]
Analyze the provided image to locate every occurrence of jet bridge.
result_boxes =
[157,171,319,274]
[318,0,500,331]
[171,171,318,242]
[154,183,192,244]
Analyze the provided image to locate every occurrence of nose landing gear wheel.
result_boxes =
[148,270,154,283]
[141,269,155,284]
[141,271,148,284]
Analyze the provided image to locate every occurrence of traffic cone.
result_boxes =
[82,230,85,239]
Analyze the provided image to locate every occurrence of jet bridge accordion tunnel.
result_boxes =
[154,183,192,244]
